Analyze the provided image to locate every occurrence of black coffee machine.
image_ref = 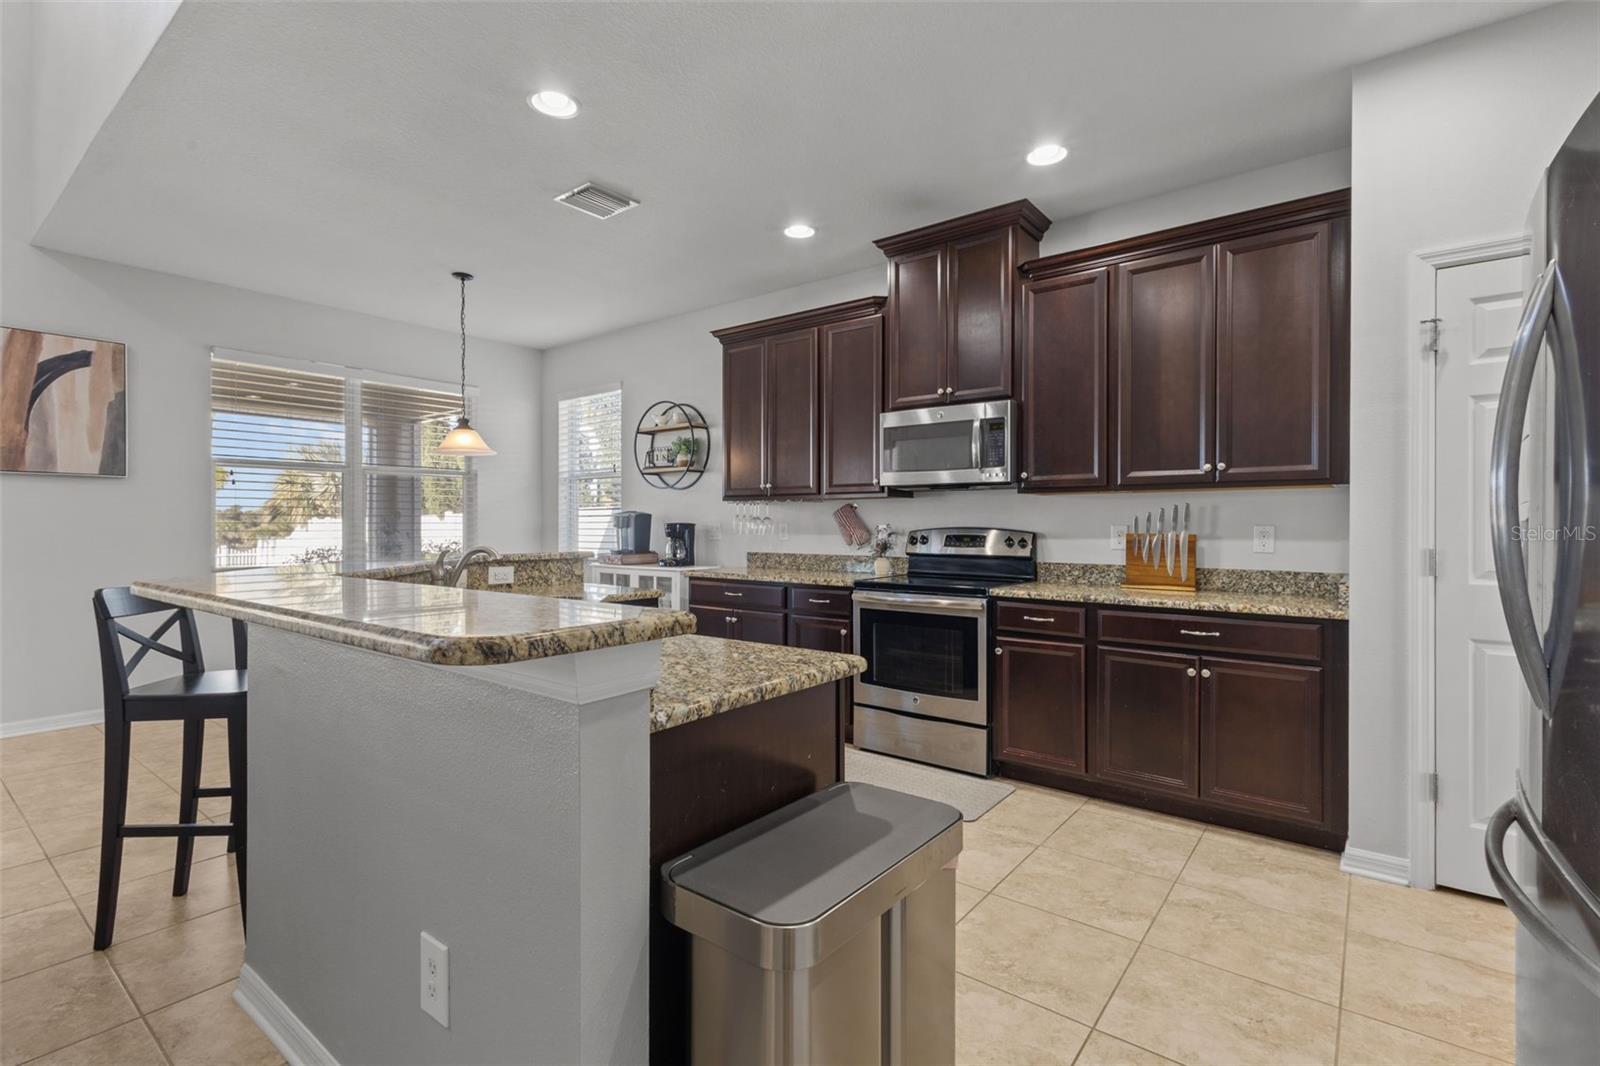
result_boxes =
[612,511,651,554]
[661,523,695,567]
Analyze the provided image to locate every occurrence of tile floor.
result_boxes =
[1,724,1516,1065]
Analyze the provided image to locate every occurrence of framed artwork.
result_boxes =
[1,327,127,477]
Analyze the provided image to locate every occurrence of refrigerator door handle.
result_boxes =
[1543,268,1588,705]
[1490,259,1560,717]
[1484,774,1600,998]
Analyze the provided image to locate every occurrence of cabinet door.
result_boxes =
[1216,223,1332,483]
[946,231,1013,403]
[994,635,1087,775]
[723,340,767,498]
[1199,657,1324,823]
[820,315,884,496]
[1115,246,1216,486]
[689,606,734,640]
[885,247,947,410]
[789,614,853,654]
[1020,268,1109,489]
[1095,646,1199,796]
[731,609,787,646]
[763,328,821,497]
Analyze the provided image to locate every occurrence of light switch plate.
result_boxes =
[1253,525,1277,554]
[1110,525,1128,551]
[486,565,515,586]
[420,932,449,1027]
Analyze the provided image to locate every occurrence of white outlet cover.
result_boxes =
[1111,525,1128,550]
[487,565,515,585]
[420,931,449,1027]
[1253,525,1277,553]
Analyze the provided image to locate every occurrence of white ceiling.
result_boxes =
[34,1,1538,349]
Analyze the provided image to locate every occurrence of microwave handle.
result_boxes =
[970,416,982,470]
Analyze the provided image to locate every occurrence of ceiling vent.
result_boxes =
[554,183,638,220]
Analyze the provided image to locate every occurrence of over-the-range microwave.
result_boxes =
[879,400,1014,488]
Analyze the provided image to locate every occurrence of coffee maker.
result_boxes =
[612,511,652,554]
[661,523,695,567]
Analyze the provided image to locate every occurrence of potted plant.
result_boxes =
[669,436,697,468]
[862,523,898,576]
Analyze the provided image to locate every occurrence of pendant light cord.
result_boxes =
[458,272,468,416]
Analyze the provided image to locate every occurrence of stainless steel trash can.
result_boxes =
[661,781,963,1066]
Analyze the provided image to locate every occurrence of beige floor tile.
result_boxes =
[1341,932,1514,1062]
[1083,798,1207,834]
[146,980,285,1065]
[24,1019,167,1066]
[995,847,1171,939]
[1098,947,1339,1066]
[51,830,229,898]
[0,727,104,779]
[0,953,138,1066]
[1041,806,1199,880]
[976,787,1085,843]
[75,853,239,944]
[29,790,183,859]
[0,788,24,831]
[1178,831,1348,926]
[1,859,69,917]
[1073,1030,1178,1066]
[955,973,1089,1065]
[956,823,1038,891]
[1347,878,1514,975]
[1,826,45,869]
[1335,1011,1507,1065]
[4,759,174,825]
[0,899,91,981]
[956,881,985,922]
[106,905,245,1013]
[957,895,1136,1025]
[1144,882,1345,1004]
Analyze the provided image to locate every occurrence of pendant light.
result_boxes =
[435,270,497,456]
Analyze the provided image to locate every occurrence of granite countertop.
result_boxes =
[994,581,1346,620]
[130,567,693,666]
[688,567,874,588]
[650,634,865,732]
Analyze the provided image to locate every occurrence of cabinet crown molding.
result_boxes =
[1020,189,1351,281]
[710,296,886,344]
[873,199,1052,257]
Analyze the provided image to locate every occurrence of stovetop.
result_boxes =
[854,526,1038,597]
[853,574,1031,597]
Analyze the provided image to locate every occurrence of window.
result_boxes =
[557,387,622,553]
[211,353,476,569]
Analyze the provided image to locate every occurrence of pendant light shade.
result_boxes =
[436,271,497,457]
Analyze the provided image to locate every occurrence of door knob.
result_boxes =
[1202,463,1213,473]
[1186,667,1197,677]
[995,647,1003,655]
[1201,668,1212,678]
[1020,472,1029,480]
[1216,462,1228,472]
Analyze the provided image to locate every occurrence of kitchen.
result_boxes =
[2,3,1598,1066]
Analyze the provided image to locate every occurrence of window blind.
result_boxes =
[360,379,472,562]
[557,388,622,553]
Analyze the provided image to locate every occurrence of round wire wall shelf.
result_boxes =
[635,400,709,491]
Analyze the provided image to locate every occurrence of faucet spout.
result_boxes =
[435,545,499,587]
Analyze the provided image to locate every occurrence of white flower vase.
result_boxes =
[873,556,892,576]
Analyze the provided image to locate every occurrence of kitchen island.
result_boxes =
[129,562,862,1066]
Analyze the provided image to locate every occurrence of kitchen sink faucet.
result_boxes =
[430,545,499,587]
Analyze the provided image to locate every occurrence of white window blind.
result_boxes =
[557,388,622,553]
[211,355,476,569]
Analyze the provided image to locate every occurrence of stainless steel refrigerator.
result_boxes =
[1488,91,1600,1064]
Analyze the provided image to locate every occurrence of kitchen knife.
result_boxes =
[1180,503,1191,581]
[1131,515,1140,559]
[1156,507,1166,570]
[1144,511,1154,563]
[1165,505,1175,575]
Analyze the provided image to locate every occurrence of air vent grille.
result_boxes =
[555,183,639,220]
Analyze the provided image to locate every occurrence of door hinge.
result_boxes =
[1424,771,1439,802]
[1422,547,1437,577]
[1420,317,1442,355]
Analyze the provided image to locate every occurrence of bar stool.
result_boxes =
[91,587,247,950]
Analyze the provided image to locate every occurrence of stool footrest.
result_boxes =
[122,822,235,838]
[193,787,232,798]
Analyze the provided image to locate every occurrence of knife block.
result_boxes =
[1122,534,1197,593]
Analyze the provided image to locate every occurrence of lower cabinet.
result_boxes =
[1199,656,1324,824]
[1095,646,1200,797]
[689,604,786,645]
[789,613,853,654]
[993,635,1086,775]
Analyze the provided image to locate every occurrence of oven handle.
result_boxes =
[852,590,989,614]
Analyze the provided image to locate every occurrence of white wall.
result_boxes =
[1346,1,1600,864]
[0,1,543,731]
[539,152,1352,572]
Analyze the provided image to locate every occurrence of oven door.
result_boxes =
[853,590,988,725]
[879,400,1013,487]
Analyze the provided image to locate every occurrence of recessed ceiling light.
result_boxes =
[1026,143,1069,167]
[528,90,579,119]
[784,223,816,239]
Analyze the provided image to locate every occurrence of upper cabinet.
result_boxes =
[712,297,887,501]
[1020,190,1349,490]
[875,201,1051,410]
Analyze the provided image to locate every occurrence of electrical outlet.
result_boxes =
[486,565,515,586]
[705,523,721,542]
[1110,525,1128,551]
[1253,525,1277,554]
[778,522,790,541]
[420,932,449,1027]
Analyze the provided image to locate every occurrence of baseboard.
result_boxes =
[0,708,102,738]
[1340,846,1411,886]
[235,964,340,1066]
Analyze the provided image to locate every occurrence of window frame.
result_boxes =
[556,383,623,554]
[210,347,479,571]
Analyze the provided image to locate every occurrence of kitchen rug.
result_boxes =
[844,747,1013,821]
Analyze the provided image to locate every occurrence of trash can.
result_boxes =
[661,781,963,1066]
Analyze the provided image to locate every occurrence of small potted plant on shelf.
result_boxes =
[669,436,697,468]
[862,522,898,576]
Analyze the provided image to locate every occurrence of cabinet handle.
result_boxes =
[1020,472,1029,481]
[1186,667,1197,677]
[1022,615,1055,623]
[839,629,848,636]
[726,615,738,623]
[1217,462,1228,472]
[1201,668,1212,678]
[1202,462,1213,473]
[724,591,744,597]
[808,597,831,604]
[1179,629,1220,637]
[994,647,1003,655]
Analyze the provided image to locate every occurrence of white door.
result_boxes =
[1433,253,1533,896]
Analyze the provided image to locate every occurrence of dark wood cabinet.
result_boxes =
[1199,657,1324,824]
[1019,268,1109,489]
[764,329,821,497]
[1095,646,1200,796]
[994,635,1086,775]
[722,341,766,498]
[789,614,853,654]
[876,201,1049,411]
[732,609,787,646]
[1115,246,1217,486]
[689,606,733,640]
[820,315,884,495]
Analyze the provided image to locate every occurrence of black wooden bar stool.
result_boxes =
[91,587,247,950]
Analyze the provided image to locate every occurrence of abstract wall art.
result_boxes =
[1,327,127,476]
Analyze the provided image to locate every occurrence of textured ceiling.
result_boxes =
[35,1,1538,348]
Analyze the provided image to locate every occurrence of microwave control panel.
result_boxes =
[980,417,1007,477]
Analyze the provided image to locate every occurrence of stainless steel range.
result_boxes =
[852,527,1037,775]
